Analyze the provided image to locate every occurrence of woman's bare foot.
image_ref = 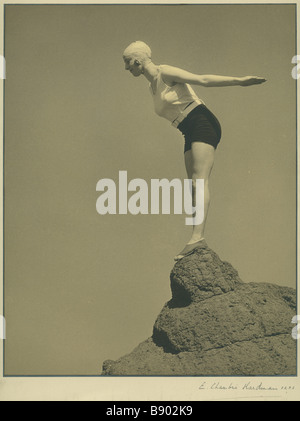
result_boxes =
[174,238,205,261]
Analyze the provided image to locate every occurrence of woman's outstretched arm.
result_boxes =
[161,65,266,87]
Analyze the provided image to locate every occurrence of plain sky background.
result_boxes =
[3,4,297,375]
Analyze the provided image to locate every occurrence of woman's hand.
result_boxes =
[239,76,267,86]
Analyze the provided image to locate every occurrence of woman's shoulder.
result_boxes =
[159,64,178,75]
[159,64,179,87]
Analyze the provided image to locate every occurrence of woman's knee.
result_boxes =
[191,174,209,190]
[191,162,214,181]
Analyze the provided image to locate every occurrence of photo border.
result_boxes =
[0,0,299,401]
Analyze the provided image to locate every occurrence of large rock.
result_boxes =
[101,241,296,375]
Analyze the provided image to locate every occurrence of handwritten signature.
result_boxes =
[198,381,295,391]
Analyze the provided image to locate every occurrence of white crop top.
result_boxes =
[149,65,204,124]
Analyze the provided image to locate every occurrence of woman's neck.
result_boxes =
[142,61,160,83]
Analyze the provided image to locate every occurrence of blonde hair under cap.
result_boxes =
[123,41,152,62]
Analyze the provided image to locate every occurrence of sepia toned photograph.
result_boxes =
[0,0,299,400]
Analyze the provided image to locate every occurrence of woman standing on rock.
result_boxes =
[123,41,266,260]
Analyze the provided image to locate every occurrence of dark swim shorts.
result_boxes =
[177,104,222,153]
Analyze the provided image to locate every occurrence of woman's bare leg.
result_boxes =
[175,142,215,260]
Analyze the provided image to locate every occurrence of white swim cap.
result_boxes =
[123,41,152,61]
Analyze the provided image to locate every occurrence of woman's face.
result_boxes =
[123,54,143,77]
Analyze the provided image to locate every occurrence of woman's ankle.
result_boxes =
[186,236,205,245]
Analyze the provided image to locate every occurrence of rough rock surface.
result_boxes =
[102,241,296,376]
